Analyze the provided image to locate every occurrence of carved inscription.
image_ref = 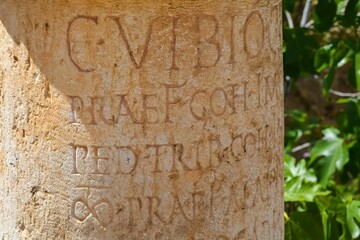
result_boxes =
[70,123,279,175]
[68,68,282,125]
[66,3,282,72]
[69,155,281,229]
[68,116,282,229]
[71,186,114,226]
[0,0,284,238]
[65,2,283,238]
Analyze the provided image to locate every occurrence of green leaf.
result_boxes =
[286,109,308,123]
[314,44,333,72]
[334,41,353,68]
[285,155,316,183]
[310,128,349,187]
[322,65,336,95]
[283,28,318,78]
[316,196,347,239]
[285,155,330,202]
[310,129,340,156]
[316,199,331,240]
[285,184,330,202]
[346,200,360,239]
[285,211,324,240]
[342,0,360,27]
[348,61,358,89]
[314,0,337,32]
[355,52,360,90]
[320,42,353,95]
[283,0,297,13]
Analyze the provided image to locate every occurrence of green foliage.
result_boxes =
[310,128,349,187]
[314,0,337,32]
[285,154,330,202]
[284,0,360,239]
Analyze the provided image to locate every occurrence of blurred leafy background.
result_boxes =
[283,0,360,239]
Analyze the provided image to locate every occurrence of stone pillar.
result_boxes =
[0,1,284,239]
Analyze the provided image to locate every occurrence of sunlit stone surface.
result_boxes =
[0,1,283,239]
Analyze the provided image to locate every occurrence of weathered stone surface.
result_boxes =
[0,1,284,239]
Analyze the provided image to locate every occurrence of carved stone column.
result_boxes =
[0,1,283,239]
